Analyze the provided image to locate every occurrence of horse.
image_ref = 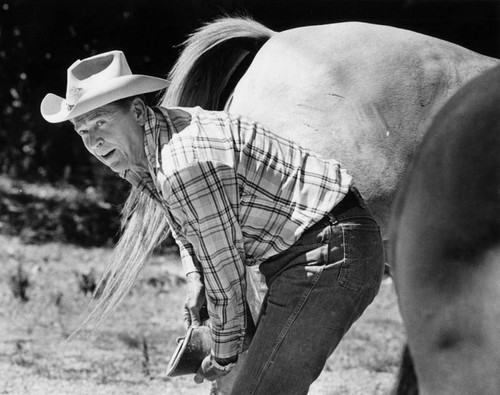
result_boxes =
[162,17,498,237]
[390,63,500,395]
[159,17,498,393]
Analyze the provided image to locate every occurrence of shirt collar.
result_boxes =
[120,106,170,204]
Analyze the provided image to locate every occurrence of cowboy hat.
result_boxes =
[40,50,168,123]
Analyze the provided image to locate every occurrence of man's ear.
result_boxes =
[131,97,147,126]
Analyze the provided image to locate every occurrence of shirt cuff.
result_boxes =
[211,327,246,360]
[180,249,201,276]
[181,256,201,275]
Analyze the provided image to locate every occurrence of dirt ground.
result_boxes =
[0,234,405,394]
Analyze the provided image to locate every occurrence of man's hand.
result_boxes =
[194,355,234,383]
[183,271,206,328]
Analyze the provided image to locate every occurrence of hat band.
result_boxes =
[66,86,85,110]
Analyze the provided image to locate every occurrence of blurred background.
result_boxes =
[1,0,499,247]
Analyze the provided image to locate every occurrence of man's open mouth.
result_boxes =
[102,150,115,159]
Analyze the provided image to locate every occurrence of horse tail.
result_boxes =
[161,16,275,110]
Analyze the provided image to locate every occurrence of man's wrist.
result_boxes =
[212,355,238,371]
[186,271,202,280]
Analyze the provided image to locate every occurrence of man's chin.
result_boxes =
[96,156,125,173]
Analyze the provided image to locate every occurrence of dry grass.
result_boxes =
[0,234,405,394]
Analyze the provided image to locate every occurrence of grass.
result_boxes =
[0,234,406,395]
[0,175,406,394]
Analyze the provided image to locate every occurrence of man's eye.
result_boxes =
[78,129,88,136]
[96,120,105,127]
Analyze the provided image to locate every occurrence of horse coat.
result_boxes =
[162,17,498,237]
[391,64,500,395]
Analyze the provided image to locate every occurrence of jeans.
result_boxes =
[231,189,385,395]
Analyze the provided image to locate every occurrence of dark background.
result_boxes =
[0,0,498,245]
[1,0,499,187]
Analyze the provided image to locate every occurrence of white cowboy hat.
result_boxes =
[40,50,168,123]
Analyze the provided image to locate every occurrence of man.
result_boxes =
[41,50,384,394]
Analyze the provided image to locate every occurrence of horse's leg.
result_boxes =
[396,247,500,395]
[394,344,419,395]
[391,62,500,394]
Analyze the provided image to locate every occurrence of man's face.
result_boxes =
[71,99,147,173]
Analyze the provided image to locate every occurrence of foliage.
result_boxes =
[0,175,122,245]
[0,175,178,247]
[1,0,497,189]
[9,262,30,302]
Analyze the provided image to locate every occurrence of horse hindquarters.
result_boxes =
[391,64,500,395]
[228,21,499,236]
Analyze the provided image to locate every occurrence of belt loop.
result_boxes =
[327,212,339,226]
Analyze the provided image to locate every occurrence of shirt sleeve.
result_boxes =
[170,227,202,275]
[162,161,247,360]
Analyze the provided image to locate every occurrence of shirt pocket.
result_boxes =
[337,223,384,292]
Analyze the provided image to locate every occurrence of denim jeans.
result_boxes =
[231,190,385,395]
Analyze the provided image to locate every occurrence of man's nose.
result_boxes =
[89,131,104,150]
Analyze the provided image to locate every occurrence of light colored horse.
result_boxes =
[160,17,498,392]
[390,64,500,395]
[162,17,498,238]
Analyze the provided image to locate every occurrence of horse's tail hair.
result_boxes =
[161,16,275,110]
[70,188,171,337]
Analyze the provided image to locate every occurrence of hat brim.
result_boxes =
[40,74,168,123]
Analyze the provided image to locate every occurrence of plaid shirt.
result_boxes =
[123,106,352,359]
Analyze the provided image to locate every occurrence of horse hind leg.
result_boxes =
[394,344,419,395]
[432,245,500,394]
[402,244,500,395]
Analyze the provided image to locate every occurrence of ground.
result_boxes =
[0,234,405,395]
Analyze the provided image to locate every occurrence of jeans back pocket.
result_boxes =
[337,223,384,292]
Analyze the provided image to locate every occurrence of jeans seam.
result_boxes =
[248,267,324,395]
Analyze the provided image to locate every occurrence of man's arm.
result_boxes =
[171,231,207,327]
[163,161,248,361]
